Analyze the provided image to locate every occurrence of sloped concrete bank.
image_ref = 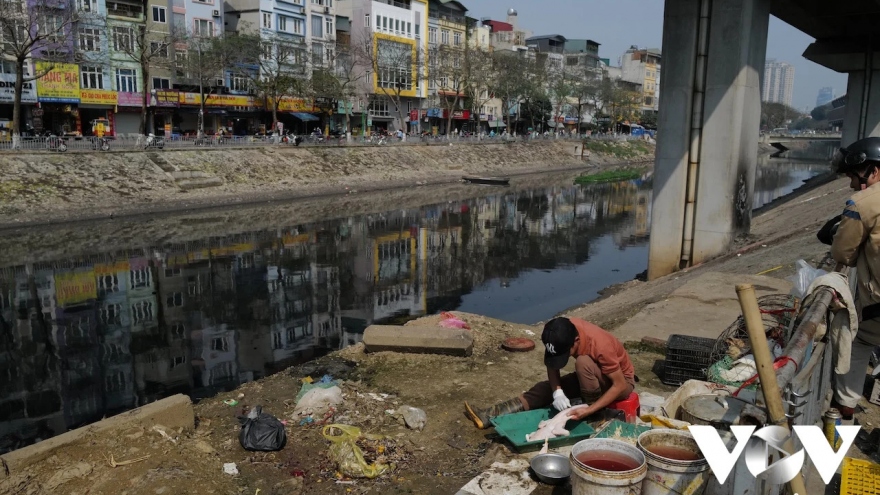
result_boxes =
[0,140,652,228]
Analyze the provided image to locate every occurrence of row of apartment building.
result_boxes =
[4,0,659,138]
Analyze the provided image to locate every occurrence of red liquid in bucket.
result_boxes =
[575,450,641,472]
[646,445,702,461]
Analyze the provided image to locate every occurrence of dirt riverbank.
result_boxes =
[0,171,858,495]
[0,140,653,228]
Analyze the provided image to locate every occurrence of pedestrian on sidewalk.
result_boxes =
[464,317,635,429]
[830,137,880,420]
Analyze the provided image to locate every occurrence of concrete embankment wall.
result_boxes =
[0,140,644,224]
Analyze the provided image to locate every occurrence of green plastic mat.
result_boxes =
[592,420,650,444]
[490,408,595,452]
[706,356,758,390]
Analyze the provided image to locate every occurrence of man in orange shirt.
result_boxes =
[465,317,636,428]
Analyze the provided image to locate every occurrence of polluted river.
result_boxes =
[0,157,828,453]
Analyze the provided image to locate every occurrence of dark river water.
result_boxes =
[0,159,827,452]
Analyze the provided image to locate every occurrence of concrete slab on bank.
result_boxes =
[0,394,194,478]
[611,272,793,343]
[364,325,474,356]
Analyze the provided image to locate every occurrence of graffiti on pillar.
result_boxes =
[734,172,750,230]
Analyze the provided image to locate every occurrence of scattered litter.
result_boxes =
[323,424,397,479]
[104,453,151,468]
[317,374,335,384]
[295,386,343,417]
[787,259,827,299]
[455,459,536,495]
[223,463,239,476]
[223,399,239,406]
[440,312,471,329]
[395,406,427,431]
[239,405,288,452]
[151,425,177,444]
[522,329,536,336]
[237,393,245,399]
[336,480,356,485]
[299,416,315,426]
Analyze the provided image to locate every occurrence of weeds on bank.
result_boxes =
[582,139,653,159]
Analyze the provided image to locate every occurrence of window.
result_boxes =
[382,16,387,31]
[441,29,449,44]
[644,96,654,106]
[152,77,170,89]
[414,23,419,38]
[77,0,96,11]
[364,13,369,28]
[311,15,322,38]
[292,18,303,34]
[150,41,168,57]
[116,68,137,92]
[394,19,399,34]
[262,12,271,29]
[261,43,272,60]
[166,292,183,307]
[453,55,460,69]
[406,22,411,37]
[369,100,390,117]
[194,19,214,37]
[79,28,100,52]
[453,32,461,46]
[112,26,133,52]
[325,17,332,37]
[152,5,166,23]
[81,65,103,89]
[211,337,229,352]
[311,42,323,63]
[278,16,286,32]
[428,27,437,44]
[175,49,187,77]
[230,73,249,92]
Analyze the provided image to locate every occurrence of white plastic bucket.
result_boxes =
[636,429,709,495]
[570,438,647,495]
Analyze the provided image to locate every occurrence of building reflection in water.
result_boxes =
[0,160,822,452]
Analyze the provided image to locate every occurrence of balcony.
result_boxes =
[107,0,144,20]
[374,0,410,10]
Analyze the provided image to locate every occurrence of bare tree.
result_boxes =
[316,40,366,140]
[355,33,416,135]
[0,0,79,148]
[490,50,532,134]
[176,33,231,138]
[463,46,494,134]
[429,43,468,137]
[221,31,309,133]
[103,18,183,135]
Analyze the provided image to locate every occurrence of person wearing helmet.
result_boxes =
[830,136,880,420]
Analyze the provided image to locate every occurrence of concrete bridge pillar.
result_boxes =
[648,0,770,280]
[841,70,880,146]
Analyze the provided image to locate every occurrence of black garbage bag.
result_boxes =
[238,405,287,451]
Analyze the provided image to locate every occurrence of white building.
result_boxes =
[762,60,795,107]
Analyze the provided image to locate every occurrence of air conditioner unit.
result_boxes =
[323,6,329,14]
[212,9,220,16]
[215,78,224,86]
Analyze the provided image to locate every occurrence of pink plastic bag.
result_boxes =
[439,312,470,330]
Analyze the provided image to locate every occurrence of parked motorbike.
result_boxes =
[91,136,110,151]
[46,134,68,152]
[144,133,165,150]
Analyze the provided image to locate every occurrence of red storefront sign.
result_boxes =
[451,110,470,120]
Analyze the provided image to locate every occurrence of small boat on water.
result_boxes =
[461,176,510,186]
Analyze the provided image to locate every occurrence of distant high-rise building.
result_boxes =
[762,60,795,107]
[816,87,834,107]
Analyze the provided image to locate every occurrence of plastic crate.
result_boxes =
[841,457,880,494]
[665,335,715,371]
[490,407,595,452]
[661,365,707,386]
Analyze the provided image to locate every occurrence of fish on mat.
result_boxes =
[525,404,589,442]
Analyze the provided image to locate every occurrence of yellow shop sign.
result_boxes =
[179,92,258,107]
[80,89,118,105]
[277,97,316,112]
[36,62,80,103]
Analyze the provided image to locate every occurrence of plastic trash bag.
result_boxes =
[239,405,287,451]
[294,385,343,417]
[322,424,393,479]
[439,311,471,329]
[786,259,827,299]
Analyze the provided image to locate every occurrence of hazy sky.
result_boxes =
[465,0,848,111]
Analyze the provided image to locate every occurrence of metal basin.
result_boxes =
[530,453,571,485]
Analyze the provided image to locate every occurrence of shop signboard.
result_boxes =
[179,92,258,107]
[451,110,470,120]
[35,62,80,103]
[277,96,315,112]
[117,92,144,107]
[152,89,179,108]
[337,100,354,114]
[0,73,36,103]
[426,108,442,118]
[80,89,118,106]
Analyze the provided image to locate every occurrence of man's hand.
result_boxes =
[552,389,571,411]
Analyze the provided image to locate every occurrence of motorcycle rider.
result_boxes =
[830,137,880,420]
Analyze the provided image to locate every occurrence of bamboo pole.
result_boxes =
[736,283,808,495]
